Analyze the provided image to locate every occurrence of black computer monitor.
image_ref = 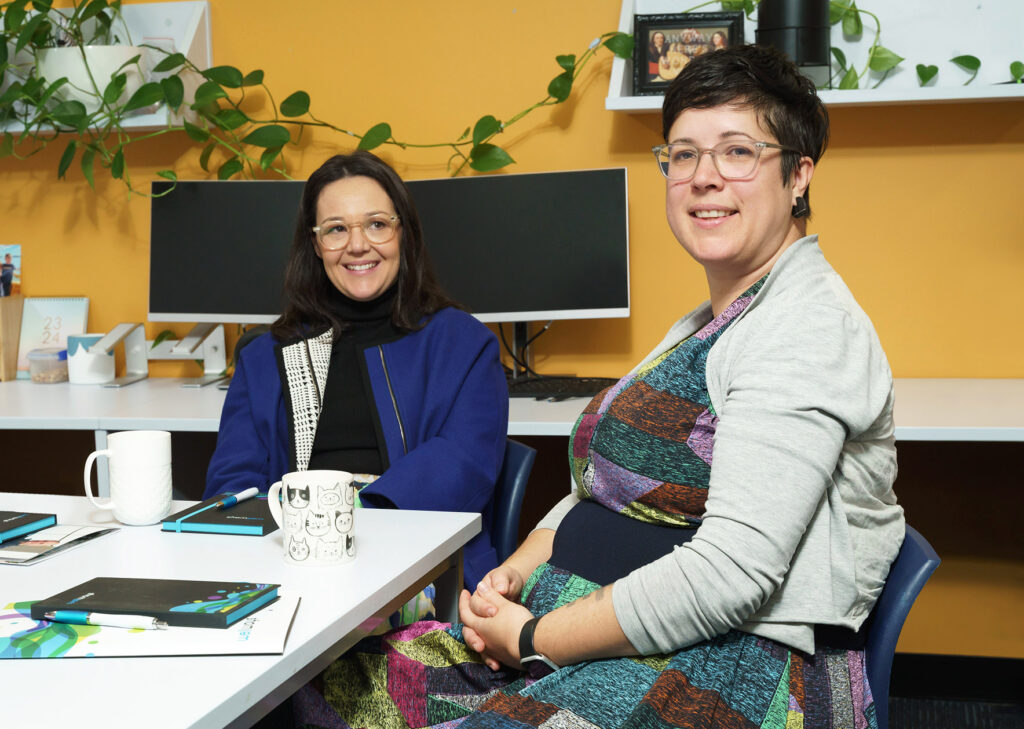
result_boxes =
[149,169,630,331]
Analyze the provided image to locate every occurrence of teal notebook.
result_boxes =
[162,493,278,536]
[0,511,57,544]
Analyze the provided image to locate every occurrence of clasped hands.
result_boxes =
[458,564,534,672]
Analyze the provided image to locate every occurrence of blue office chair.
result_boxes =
[491,439,537,563]
[865,524,941,729]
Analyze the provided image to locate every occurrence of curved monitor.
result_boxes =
[149,168,629,325]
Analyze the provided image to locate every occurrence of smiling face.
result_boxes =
[315,176,401,302]
[664,105,812,303]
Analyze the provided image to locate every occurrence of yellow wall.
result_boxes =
[2,1,1022,655]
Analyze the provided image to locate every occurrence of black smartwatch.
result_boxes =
[518,617,560,673]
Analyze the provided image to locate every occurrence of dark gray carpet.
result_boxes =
[891,697,1024,729]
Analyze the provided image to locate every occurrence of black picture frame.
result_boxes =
[632,12,745,96]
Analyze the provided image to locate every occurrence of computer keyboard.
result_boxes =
[508,376,620,400]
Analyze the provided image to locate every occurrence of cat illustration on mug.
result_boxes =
[287,484,310,509]
[317,535,344,561]
[305,511,331,537]
[283,509,302,534]
[319,482,343,508]
[335,510,353,533]
[288,536,310,561]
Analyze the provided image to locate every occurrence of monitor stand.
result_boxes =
[509,322,533,382]
[147,323,229,387]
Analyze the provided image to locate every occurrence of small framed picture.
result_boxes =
[633,12,745,96]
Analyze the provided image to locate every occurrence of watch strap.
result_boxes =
[518,617,559,673]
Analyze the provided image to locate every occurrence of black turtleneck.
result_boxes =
[308,283,402,476]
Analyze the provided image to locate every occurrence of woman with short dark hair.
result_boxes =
[308,46,902,728]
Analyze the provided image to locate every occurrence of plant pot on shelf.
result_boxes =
[36,45,147,114]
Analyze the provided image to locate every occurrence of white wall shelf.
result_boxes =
[1,0,210,132]
[608,0,1024,113]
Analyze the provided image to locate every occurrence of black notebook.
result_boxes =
[0,511,57,544]
[30,577,280,629]
[162,493,278,536]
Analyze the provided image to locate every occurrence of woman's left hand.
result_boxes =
[458,580,533,670]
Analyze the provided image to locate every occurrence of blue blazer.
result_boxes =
[205,308,509,587]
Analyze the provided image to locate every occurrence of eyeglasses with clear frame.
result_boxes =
[312,214,400,251]
[652,140,801,181]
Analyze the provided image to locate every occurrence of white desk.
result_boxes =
[2,377,1022,440]
[0,493,479,729]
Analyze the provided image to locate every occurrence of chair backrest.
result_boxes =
[490,439,537,563]
[865,524,940,729]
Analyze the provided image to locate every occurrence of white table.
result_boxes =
[2,376,1022,440]
[0,493,480,729]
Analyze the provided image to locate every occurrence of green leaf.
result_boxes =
[241,124,290,148]
[57,139,76,179]
[743,0,756,15]
[156,169,177,182]
[1011,61,1024,83]
[199,141,215,172]
[472,115,501,147]
[79,0,110,23]
[868,46,903,73]
[839,66,860,89]
[556,54,575,71]
[192,80,228,108]
[217,157,244,180]
[0,41,8,66]
[122,81,164,112]
[831,47,847,70]
[548,70,573,102]
[279,90,310,117]
[50,100,88,128]
[950,55,981,72]
[357,122,391,151]
[151,330,175,349]
[457,126,471,141]
[720,0,744,10]
[829,0,853,25]
[202,65,244,89]
[152,52,186,73]
[213,108,248,131]
[259,146,281,171]
[242,69,264,86]
[80,146,96,188]
[915,64,938,86]
[111,149,124,179]
[183,120,210,142]
[15,13,47,53]
[4,2,27,34]
[603,32,633,60]
[0,133,13,159]
[32,0,55,10]
[842,4,862,36]
[469,143,514,172]
[103,73,127,105]
[39,77,68,105]
[161,75,184,108]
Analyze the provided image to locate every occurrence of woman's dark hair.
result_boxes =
[271,151,458,340]
[662,44,829,214]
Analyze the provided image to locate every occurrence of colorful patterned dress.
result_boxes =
[300,277,878,729]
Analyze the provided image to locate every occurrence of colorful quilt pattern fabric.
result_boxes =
[302,277,877,728]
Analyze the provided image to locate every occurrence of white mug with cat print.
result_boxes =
[267,470,356,565]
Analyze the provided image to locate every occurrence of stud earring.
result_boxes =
[791,196,809,218]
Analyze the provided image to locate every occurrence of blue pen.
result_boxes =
[215,487,260,510]
[45,610,167,630]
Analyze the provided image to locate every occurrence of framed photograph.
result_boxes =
[633,12,745,96]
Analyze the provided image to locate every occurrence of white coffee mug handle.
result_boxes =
[84,449,115,511]
[267,481,284,529]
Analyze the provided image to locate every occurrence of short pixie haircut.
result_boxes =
[662,44,829,213]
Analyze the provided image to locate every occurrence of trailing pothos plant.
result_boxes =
[0,0,632,194]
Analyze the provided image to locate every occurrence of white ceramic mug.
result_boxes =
[268,470,356,566]
[84,430,172,526]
